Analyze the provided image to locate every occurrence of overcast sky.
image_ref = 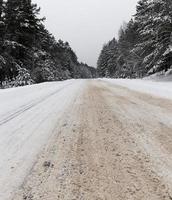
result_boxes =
[33,0,138,67]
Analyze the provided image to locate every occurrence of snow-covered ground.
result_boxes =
[0,80,85,200]
[1,78,172,200]
[104,78,172,100]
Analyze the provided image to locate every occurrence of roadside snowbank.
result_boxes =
[144,69,172,82]
[104,78,172,100]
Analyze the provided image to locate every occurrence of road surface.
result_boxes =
[0,79,172,200]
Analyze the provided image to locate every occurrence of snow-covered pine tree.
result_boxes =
[0,0,4,37]
[5,0,43,47]
[155,0,172,73]
[133,0,172,75]
[4,0,43,69]
[97,44,110,77]
[132,0,155,75]
[1,0,44,84]
[13,65,33,87]
[97,38,118,77]
[106,39,119,77]
[117,19,140,78]
[0,0,6,86]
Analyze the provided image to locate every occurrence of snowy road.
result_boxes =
[1,79,172,199]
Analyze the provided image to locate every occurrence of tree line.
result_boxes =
[0,0,96,88]
[97,0,172,78]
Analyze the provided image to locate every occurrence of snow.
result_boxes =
[145,69,172,82]
[0,79,85,200]
[1,78,172,199]
[104,78,172,100]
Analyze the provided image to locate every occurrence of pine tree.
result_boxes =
[0,0,4,37]
[5,0,43,47]
[97,38,119,77]
[0,0,5,51]
[97,43,110,77]
[0,0,6,85]
[118,19,141,77]
[4,0,43,67]
[154,0,172,72]
[133,0,172,75]
[1,0,44,83]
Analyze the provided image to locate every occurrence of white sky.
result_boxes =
[33,0,138,67]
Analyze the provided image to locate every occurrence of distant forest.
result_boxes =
[0,0,97,88]
[97,0,172,78]
[1,0,172,88]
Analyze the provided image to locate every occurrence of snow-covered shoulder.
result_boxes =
[0,79,85,200]
[103,78,172,100]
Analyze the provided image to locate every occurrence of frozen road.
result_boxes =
[0,79,172,199]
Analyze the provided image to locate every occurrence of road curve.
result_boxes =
[11,79,172,200]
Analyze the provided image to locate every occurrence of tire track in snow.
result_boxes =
[0,82,72,126]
